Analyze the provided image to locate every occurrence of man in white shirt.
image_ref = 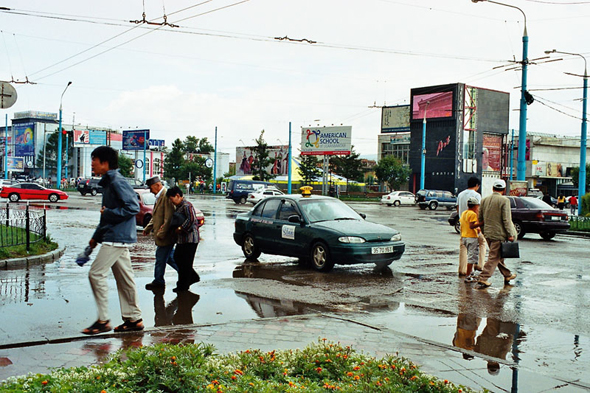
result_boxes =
[457,177,486,275]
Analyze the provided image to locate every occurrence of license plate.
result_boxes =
[372,245,394,254]
[550,216,561,221]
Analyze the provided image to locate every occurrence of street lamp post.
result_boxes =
[545,49,588,216]
[56,81,72,189]
[420,101,430,190]
[472,0,529,181]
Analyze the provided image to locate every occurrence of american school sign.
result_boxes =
[300,126,352,156]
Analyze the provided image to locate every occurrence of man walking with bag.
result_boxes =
[143,176,178,290]
[476,179,518,289]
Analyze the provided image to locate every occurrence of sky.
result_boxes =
[1,0,589,160]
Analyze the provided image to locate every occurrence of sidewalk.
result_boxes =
[1,314,587,392]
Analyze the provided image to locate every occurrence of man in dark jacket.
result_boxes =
[82,146,144,335]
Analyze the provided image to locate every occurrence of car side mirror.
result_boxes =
[288,215,302,224]
[359,213,366,220]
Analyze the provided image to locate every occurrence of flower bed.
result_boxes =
[0,340,479,392]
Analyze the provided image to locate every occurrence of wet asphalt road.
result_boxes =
[0,193,588,383]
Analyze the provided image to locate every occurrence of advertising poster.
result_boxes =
[74,130,89,145]
[300,126,352,156]
[236,145,289,176]
[123,130,150,150]
[509,180,528,196]
[89,130,107,145]
[482,134,502,172]
[7,157,24,172]
[412,91,453,120]
[381,105,410,133]
[14,123,35,156]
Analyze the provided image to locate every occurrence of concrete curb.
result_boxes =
[0,247,66,269]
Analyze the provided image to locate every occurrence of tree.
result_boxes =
[329,147,363,189]
[251,130,274,181]
[35,131,73,179]
[118,154,134,178]
[570,164,590,190]
[183,136,215,155]
[298,154,321,185]
[164,138,185,181]
[180,156,211,182]
[374,155,411,191]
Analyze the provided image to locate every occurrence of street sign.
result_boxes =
[205,158,213,168]
[0,82,17,109]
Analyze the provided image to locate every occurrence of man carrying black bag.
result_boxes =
[476,179,518,289]
[166,186,201,292]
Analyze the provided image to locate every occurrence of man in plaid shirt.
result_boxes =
[166,186,201,292]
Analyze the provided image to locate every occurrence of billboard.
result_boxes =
[14,123,35,156]
[482,134,502,172]
[381,105,410,133]
[236,145,289,176]
[123,130,150,150]
[7,157,24,172]
[74,130,108,146]
[149,139,165,148]
[411,91,453,120]
[300,126,352,156]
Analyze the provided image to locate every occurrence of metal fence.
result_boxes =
[569,216,590,231]
[0,203,47,250]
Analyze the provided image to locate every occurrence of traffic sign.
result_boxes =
[0,82,17,109]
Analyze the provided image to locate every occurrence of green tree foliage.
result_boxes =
[374,155,410,191]
[251,130,274,181]
[329,147,363,189]
[298,154,322,185]
[570,164,590,190]
[183,136,215,154]
[118,154,134,178]
[180,156,211,182]
[164,138,186,181]
[35,131,73,179]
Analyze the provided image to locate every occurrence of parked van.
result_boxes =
[226,180,271,204]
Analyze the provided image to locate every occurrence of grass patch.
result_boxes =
[0,236,58,260]
[0,340,480,392]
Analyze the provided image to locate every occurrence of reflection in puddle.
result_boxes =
[235,291,326,318]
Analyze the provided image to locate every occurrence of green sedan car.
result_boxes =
[233,195,405,272]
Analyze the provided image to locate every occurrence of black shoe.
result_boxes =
[145,281,165,290]
[190,274,201,285]
[172,286,188,293]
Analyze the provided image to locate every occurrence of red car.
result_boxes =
[135,189,205,228]
[1,182,69,203]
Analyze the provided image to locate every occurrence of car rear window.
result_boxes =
[520,197,553,209]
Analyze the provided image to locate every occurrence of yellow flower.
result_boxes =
[346,372,353,377]
[354,375,360,381]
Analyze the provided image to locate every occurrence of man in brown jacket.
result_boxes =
[143,176,178,289]
[476,179,518,289]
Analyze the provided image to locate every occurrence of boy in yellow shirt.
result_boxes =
[461,197,483,283]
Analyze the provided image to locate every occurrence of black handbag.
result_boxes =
[501,241,520,258]
[170,211,187,229]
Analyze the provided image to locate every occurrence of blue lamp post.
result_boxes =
[56,81,72,188]
[472,0,529,181]
[420,101,430,190]
[545,49,587,216]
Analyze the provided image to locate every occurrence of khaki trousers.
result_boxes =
[478,239,512,282]
[88,244,142,322]
[459,232,487,275]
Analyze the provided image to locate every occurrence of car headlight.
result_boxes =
[338,236,366,243]
[390,234,402,241]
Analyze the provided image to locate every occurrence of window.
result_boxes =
[252,202,264,217]
[278,200,299,221]
[261,199,281,219]
[381,143,410,165]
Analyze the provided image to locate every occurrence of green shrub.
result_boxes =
[0,340,478,392]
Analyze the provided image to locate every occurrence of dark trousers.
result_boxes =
[173,243,199,290]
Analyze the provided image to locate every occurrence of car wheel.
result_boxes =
[428,201,438,210]
[454,219,461,234]
[80,192,87,196]
[393,200,400,207]
[143,214,152,228]
[48,194,59,203]
[419,204,427,210]
[91,189,98,196]
[513,221,526,239]
[310,242,334,272]
[242,233,261,259]
[8,193,20,202]
[240,196,247,204]
[540,231,556,240]
[374,260,393,269]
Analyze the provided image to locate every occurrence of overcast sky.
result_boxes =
[1,0,588,159]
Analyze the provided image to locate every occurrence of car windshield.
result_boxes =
[520,197,554,209]
[141,193,156,205]
[299,198,361,223]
